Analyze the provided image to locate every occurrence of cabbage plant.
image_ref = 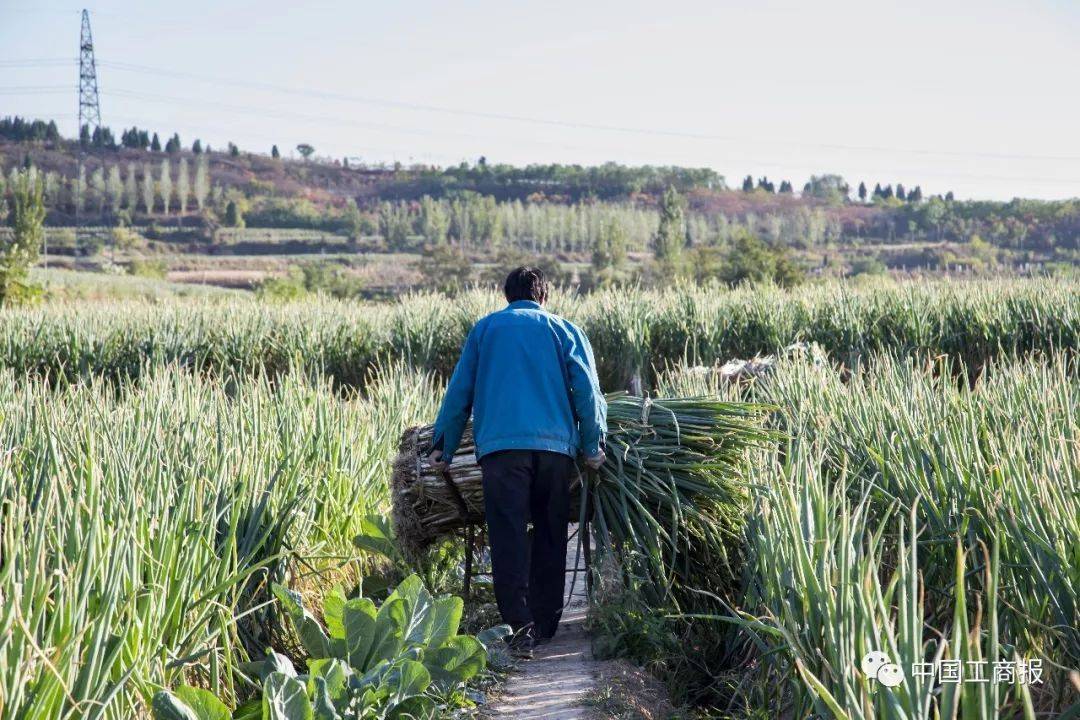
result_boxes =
[152,574,509,720]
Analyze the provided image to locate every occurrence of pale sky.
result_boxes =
[2,0,1078,200]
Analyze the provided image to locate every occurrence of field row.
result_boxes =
[653,354,1079,715]
[2,278,1077,389]
[0,365,438,718]
[4,351,1076,717]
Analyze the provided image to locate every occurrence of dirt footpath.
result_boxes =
[482,526,600,719]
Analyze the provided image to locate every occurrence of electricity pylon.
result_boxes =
[75,9,102,248]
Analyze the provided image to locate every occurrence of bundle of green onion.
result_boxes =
[588,394,777,604]
[391,393,776,601]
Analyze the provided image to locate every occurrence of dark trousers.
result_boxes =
[480,449,573,638]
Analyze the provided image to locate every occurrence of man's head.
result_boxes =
[504,266,548,305]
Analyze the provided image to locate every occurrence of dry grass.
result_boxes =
[586,659,680,720]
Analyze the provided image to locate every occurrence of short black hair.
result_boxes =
[503,266,548,304]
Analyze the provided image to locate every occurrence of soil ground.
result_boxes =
[481,527,600,719]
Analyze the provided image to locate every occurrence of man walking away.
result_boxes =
[427,266,607,657]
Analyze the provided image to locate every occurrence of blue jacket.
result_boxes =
[432,300,607,463]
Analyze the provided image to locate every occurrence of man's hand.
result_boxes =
[427,449,449,472]
[584,450,606,470]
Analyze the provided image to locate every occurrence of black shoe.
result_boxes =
[506,625,536,659]
[509,637,534,659]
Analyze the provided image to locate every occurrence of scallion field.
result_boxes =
[1,278,1077,718]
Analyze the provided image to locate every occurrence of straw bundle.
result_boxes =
[391,394,776,598]
[391,424,485,558]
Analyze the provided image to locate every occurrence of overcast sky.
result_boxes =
[2,0,1078,200]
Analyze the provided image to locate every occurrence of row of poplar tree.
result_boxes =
[373,191,842,256]
[0,157,215,218]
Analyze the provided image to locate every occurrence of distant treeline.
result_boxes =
[378,161,727,202]
[0,117,61,144]
[370,194,1078,257]
[2,114,1077,258]
[0,159,213,220]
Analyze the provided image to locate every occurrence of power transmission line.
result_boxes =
[1,84,1070,187]
[0,85,72,94]
[6,54,1079,166]
[0,57,76,67]
[101,112,467,165]
[6,70,1080,195]
[100,88,503,144]
[91,88,1078,186]
[95,59,1080,165]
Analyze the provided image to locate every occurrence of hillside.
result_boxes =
[1,115,1078,295]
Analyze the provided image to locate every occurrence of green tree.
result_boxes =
[858,181,867,202]
[176,158,190,222]
[75,165,87,215]
[192,139,203,154]
[224,199,244,228]
[90,167,106,215]
[689,245,727,283]
[193,157,210,212]
[848,256,887,277]
[589,217,629,288]
[721,231,804,288]
[539,254,574,287]
[105,165,124,215]
[480,246,530,287]
[111,226,143,252]
[449,198,473,249]
[924,196,947,241]
[124,163,138,211]
[271,144,281,159]
[471,194,503,247]
[654,185,686,266]
[158,159,173,215]
[297,143,315,160]
[722,232,775,285]
[2,169,45,304]
[419,195,449,244]
[593,217,628,271]
[771,250,806,287]
[150,132,161,152]
[41,171,59,207]
[140,163,154,214]
[379,201,413,250]
[90,126,116,149]
[419,243,471,295]
[803,174,849,202]
[341,198,364,240]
